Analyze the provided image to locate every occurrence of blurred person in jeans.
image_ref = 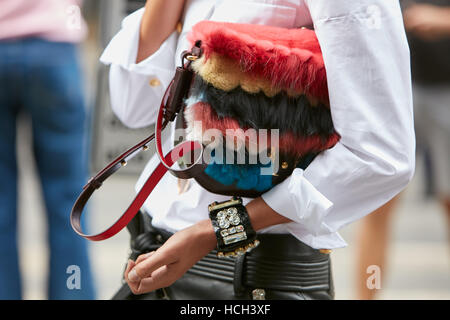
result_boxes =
[0,0,95,299]
[355,0,450,300]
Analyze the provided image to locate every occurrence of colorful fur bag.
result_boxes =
[70,20,341,241]
[180,21,340,197]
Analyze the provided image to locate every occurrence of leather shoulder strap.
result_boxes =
[71,47,206,241]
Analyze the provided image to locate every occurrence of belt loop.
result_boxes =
[233,253,247,297]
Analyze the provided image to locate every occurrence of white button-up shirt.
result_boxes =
[100,0,415,249]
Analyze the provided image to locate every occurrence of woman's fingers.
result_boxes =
[124,260,142,294]
[125,222,214,294]
[135,251,155,265]
[136,265,174,293]
[129,248,177,282]
[124,259,135,280]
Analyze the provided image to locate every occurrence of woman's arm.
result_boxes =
[403,4,450,41]
[100,4,183,128]
[125,197,290,295]
[136,0,186,63]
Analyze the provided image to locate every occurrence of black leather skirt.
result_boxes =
[112,211,334,300]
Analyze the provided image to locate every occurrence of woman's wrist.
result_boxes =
[245,197,292,231]
[193,219,218,252]
[193,197,292,254]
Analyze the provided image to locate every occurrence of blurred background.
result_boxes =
[3,0,450,299]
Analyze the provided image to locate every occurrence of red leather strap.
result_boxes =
[70,139,201,241]
[155,91,206,180]
[70,68,205,241]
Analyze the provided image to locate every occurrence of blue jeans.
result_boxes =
[0,38,95,299]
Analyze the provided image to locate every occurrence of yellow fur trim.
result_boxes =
[191,53,304,98]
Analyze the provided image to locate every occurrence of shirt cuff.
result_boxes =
[286,222,347,249]
[99,7,178,76]
[261,168,334,236]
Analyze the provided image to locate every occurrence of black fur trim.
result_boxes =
[189,75,336,138]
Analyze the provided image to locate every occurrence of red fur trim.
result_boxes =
[188,21,329,104]
[187,102,339,158]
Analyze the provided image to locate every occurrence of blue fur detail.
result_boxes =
[204,158,273,192]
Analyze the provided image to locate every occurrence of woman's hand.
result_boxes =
[124,197,291,295]
[125,219,216,295]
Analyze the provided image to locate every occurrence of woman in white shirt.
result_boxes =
[101,0,415,300]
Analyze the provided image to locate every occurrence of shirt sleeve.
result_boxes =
[99,8,178,128]
[260,0,416,248]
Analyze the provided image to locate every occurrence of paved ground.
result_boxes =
[16,118,450,300]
